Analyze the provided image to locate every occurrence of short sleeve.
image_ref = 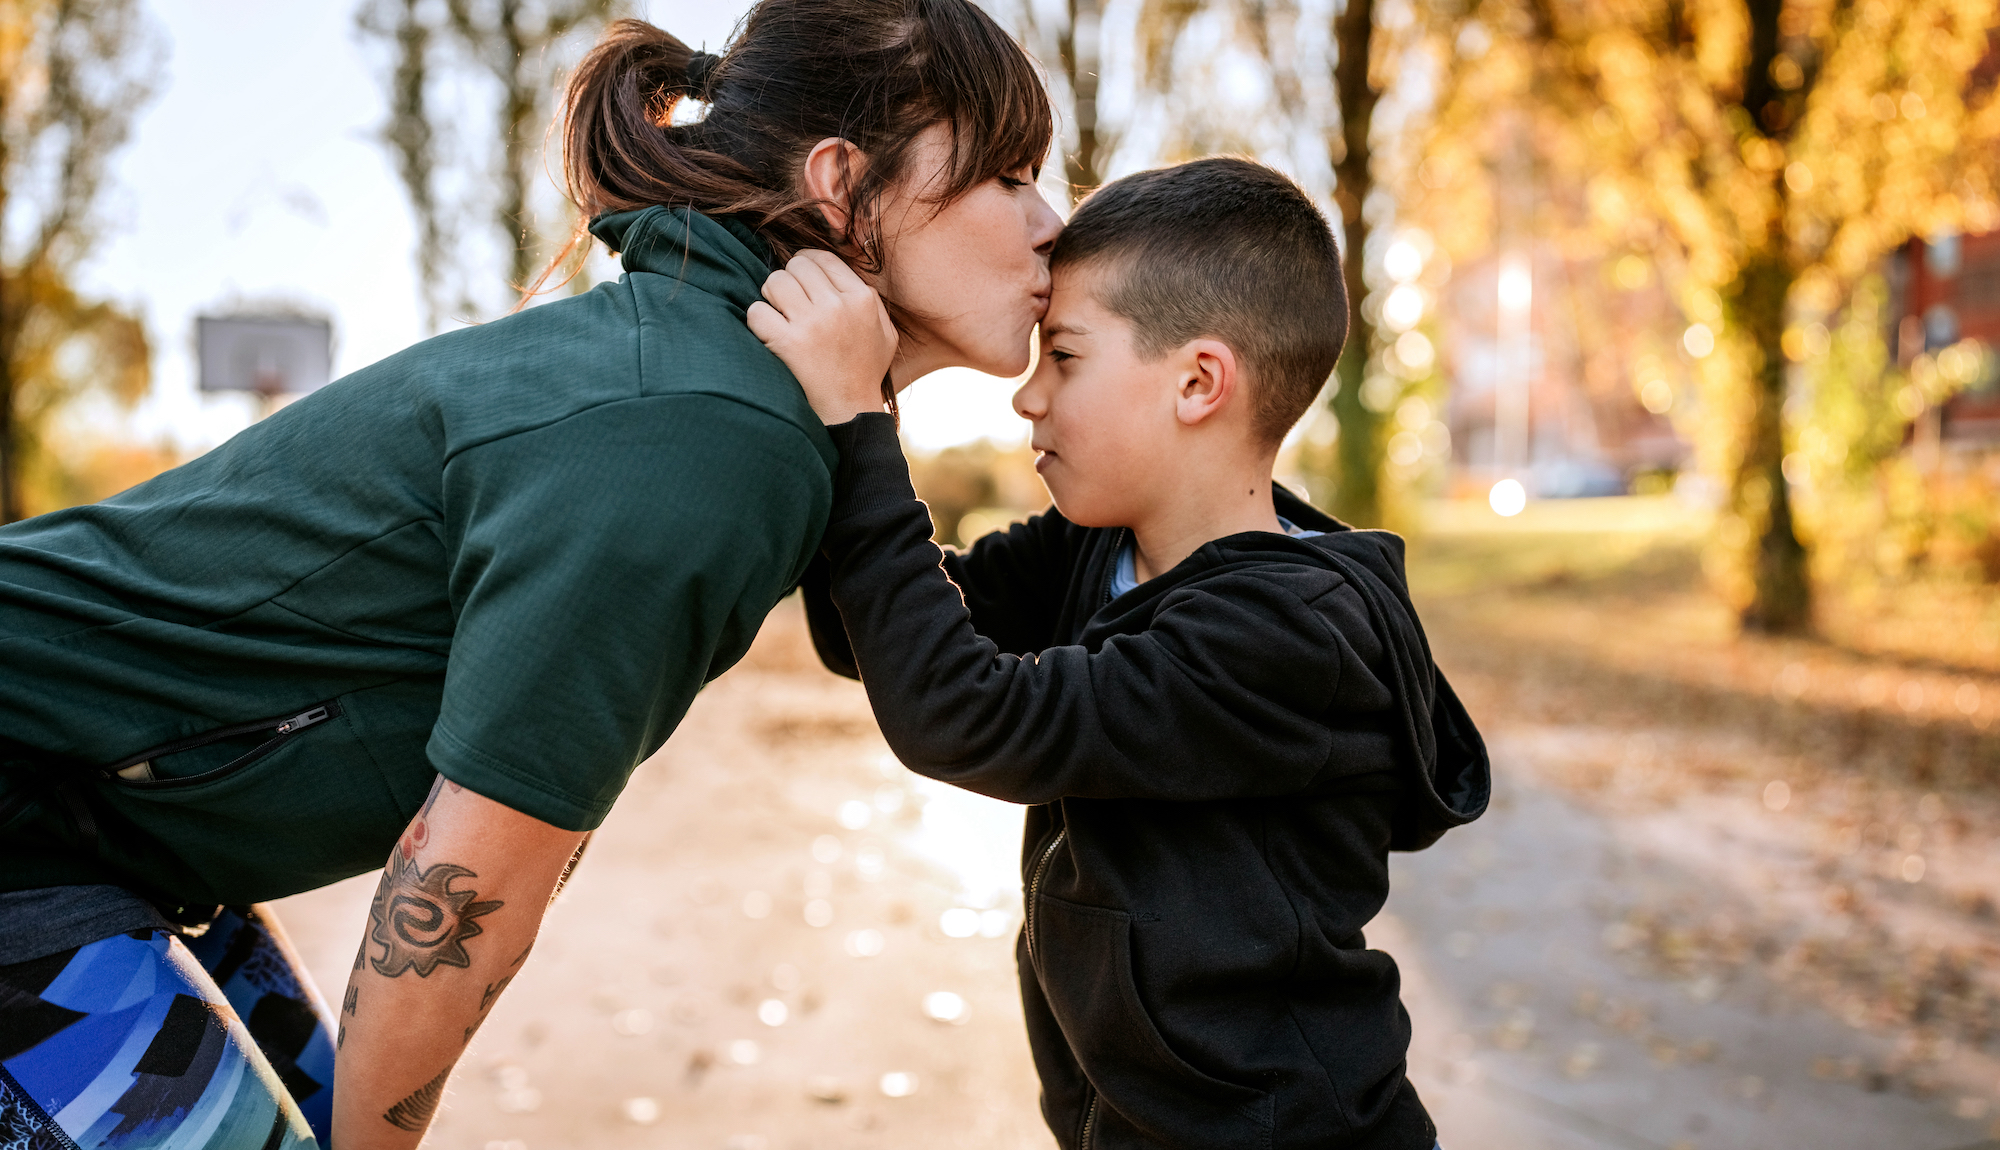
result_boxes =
[430,394,829,830]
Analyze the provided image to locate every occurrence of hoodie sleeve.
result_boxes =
[798,505,1073,680]
[938,511,1076,656]
[819,414,1348,805]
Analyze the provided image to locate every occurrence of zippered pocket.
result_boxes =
[106,701,342,789]
[1078,1087,1099,1150]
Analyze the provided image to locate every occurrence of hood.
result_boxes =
[588,207,777,313]
[1227,487,1491,850]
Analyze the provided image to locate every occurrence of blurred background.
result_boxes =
[5,0,2000,1146]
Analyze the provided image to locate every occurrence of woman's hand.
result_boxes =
[747,249,899,425]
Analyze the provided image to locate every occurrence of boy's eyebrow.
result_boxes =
[1043,321,1091,337]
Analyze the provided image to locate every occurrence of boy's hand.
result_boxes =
[747,250,899,425]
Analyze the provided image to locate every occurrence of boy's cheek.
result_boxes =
[1040,462,1119,530]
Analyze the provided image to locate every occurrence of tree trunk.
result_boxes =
[497,0,536,293]
[1730,249,1811,632]
[0,274,16,525]
[1059,0,1103,199]
[1728,0,1809,632]
[1329,0,1381,526]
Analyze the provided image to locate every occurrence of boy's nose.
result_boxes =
[1012,369,1049,421]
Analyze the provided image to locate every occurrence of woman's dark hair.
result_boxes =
[552,0,1052,278]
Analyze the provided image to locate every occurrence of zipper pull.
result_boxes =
[275,706,333,735]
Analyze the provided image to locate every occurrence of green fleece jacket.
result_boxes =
[0,208,834,905]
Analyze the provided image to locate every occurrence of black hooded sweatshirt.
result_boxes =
[803,415,1490,1150]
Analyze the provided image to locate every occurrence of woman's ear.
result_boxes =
[1174,339,1239,428]
[802,138,868,234]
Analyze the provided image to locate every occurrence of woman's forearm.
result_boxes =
[332,777,584,1150]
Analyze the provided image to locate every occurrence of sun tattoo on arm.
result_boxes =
[367,849,504,978]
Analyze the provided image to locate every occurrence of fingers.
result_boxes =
[793,249,868,295]
[783,252,844,302]
[759,269,811,319]
[760,253,857,320]
[745,299,784,345]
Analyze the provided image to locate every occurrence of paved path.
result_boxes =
[1383,732,1999,1150]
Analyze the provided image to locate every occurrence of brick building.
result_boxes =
[1888,231,2000,444]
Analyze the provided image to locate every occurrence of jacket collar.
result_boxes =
[588,207,777,311]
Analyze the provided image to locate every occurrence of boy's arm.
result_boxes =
[821,414,1360,805]
[937,512,1075,656]
[799,509,1075,681]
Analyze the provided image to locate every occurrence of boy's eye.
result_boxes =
[1047,349,1075,363]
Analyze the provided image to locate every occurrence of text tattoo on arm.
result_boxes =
[366,850,503,978]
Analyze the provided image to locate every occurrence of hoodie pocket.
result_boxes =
[1032,893,1270,1148]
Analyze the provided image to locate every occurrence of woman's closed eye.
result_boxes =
[997,175,1029,190]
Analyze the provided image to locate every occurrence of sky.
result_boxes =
[80,0,1029,454]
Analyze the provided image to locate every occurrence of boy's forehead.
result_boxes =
[1045,264,1123,335]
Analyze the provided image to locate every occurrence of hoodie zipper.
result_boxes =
[1023,826,1067,961]
[1078,1088,1099,1149]
[106,701,342,785]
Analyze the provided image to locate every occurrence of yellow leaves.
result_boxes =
[1739,136,1785,173]
[1781,323,1831,362]
[1587,176,1633,230]
[1686,0,1749,89]
[1133,0,1204,92]
[1613,254,1652,290]
[0,1,39,77]
[1770,55,1804,92]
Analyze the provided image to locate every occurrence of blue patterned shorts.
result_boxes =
[0,908,334,1149]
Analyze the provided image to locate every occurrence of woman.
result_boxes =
[0,3,1061,1146]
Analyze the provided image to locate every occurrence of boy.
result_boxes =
[754,157,1488,1149]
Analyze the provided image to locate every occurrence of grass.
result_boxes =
[1408,496,2000,794]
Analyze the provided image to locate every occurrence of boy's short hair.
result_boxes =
[1051,158,1348,445]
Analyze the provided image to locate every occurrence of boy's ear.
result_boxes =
[1173,338,1240,429]
[802,138,867,234]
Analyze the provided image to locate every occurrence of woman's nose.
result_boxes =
[1028,187,1063,257]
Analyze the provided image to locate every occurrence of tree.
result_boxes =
[1013,0,1120,200]
[1327,0,1387,526]
[356,0,622,329]
[1422,0,2000,631]
[0,0,156,523]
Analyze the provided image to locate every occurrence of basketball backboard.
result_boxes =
[196,314,334,396]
